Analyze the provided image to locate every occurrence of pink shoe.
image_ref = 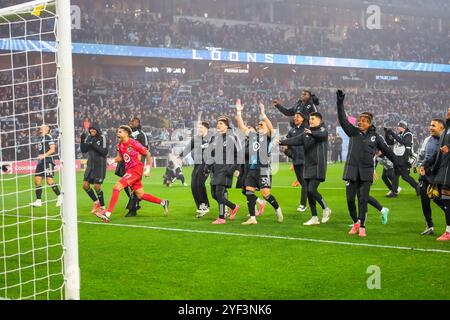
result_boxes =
[359,227,366,237]
[437,232,450,241]
[212,218,226,225]
[94,208,111,223]
[91,201,101,214]
[256,201,266,217]
[349,223,360,235]
[229,205,240,220]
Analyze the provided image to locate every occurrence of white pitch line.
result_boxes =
[77,220,450,255]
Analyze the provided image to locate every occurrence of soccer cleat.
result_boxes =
[94,209,110,223]
[359,227,367,237]
[125,210,137,217]
[162,200,170,216]
[349,223,360,235]
[183,182,188,187]
[386,191,398,198]
[212,218,226,225]
[303,217,320,226]
[380,207,389,225]
[229,205,240,220]
[30,199,42,207]
[297,205,307,212]
[292,180,300,187]
[56,195,63,207]
[397,187,402,194]
[436,232,450,241]
[421,227,434,235]
[242,218,258,225]
[321,208,332,223]
[196,205,209,218]
[91,201,101,214]
[276,207,284,223]
[256,200,266,217]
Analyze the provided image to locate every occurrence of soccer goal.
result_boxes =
[0,0,79,299]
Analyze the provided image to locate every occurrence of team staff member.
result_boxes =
[385,121,419,197]
[30,125,62,208]
[278,112,331,226]
[178,121,212,218]
[80,122,108,214]
[430,108,450,241]
[283,111,308,212]
[417,119,446,235]
[336,90,398,237]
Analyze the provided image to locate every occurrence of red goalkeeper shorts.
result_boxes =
[119,167,143,191]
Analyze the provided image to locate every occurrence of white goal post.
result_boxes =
[0,0,79,300]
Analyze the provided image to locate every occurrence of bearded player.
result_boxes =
[95,125,169,222]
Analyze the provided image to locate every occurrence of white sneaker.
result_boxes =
[304,217,320,226]
[276,207,283,223]
[56,195,63,207]
[297,205,307,212]
[321,208,332,223]
[196,204,210,218]
[31,199,42,207]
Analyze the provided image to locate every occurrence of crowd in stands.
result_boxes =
[1,62,449,163]
[68,2,449,64]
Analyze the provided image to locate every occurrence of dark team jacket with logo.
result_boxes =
[131,126,148,164]
[274,98,318,120]
[285,123,307,165]
[204,131,240,187]
[38,134,56,164]
[431,119,450,187]
[337,100,397,182]
[179,132,212,165]
[280,123,328,181]
[247,131,272,172]
[80,123,108,170]
[385,128,413,168]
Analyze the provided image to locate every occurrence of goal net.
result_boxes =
[0,0,79,300]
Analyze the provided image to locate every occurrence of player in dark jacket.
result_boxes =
[272,90,318,121]
[80,122,108,214]
[278,112,331,225]
[178,121,213,217]
[204,116,240,224]
[283,111,308,212]
[336,90,398,237]
[417,119,446,236]
[430,108,450,241]
[385,121,419,197]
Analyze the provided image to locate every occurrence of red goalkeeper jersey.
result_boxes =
[117,138,147,171]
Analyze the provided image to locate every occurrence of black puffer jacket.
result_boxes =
[80,122,108,169]
[280,123,328,181]
[337,99,397,182]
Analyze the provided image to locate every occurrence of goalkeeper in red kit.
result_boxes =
[95,125,169,222]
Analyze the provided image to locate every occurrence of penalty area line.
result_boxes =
[78,220,450,255]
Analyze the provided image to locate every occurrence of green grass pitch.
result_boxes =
[1,163,450,299]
